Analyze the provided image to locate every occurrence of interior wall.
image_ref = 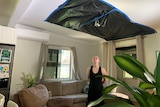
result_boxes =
[10,32,103,99]
[91,43,104,68]
[10,38,41,99]
[143,30,160,73]
[48,33,103,80]
[9,29,160,100]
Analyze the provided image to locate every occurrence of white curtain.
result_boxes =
[37,43,48,83]
[71,47,81,80]
[102,41,116,85]
[37,44,81,81]
[102,36,144,92]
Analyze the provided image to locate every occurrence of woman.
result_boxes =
[86,56,107,107]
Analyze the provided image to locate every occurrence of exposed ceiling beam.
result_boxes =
[8,0,32,27]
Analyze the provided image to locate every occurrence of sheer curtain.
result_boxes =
[71,47,81,80]
[37,43,48,83]
[37,44,81,82]
[102,36,144,91]
[102,41,116,85]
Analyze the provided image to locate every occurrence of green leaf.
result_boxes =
[100,100,135,107]
[87,94,133,107]
[114,54,150,83]
[154,52,160,96]
[133,88,151,103]
[147,95,160,107]
[139,82,155,90]
[123,54,154,79]
[103,75,148,107]
[87,95,107,107]
[102,84,119,95]
[92,54,160,107]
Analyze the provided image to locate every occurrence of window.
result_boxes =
[43,46,72,80]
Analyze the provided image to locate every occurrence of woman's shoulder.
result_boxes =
[101,67,107,74]
[88,66,93,69]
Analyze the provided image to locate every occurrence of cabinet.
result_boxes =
[0,44,15,107]
[0,25,16,107]
[0,25,17,45]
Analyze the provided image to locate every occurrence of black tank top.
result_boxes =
[87,66,104,106]
[89,66,103,89]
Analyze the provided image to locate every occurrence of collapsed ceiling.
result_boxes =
[46,0,156,41]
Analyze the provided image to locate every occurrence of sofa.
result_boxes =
[14,84,49,107]
[41,80,88,107]
[14,80,88,107]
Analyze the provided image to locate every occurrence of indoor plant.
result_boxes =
[22,72,36,88]
[88,53,160,107]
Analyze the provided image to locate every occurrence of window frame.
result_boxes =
[42,45,73,81]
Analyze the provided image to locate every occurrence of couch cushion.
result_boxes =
[42,81,62,96]
[18,84,48,107]
[47,98,73,107]
[49,94,87,104]
[65,94,87,103]
[73,103,86,107]
[77,80,87,93]
[62,81,78,95]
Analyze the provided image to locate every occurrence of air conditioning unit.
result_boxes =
[16,28,50,42]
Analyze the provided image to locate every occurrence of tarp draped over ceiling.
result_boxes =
[46,0,156,41]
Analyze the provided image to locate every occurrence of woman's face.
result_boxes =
[92,56,100,63]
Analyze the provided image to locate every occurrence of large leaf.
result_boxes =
[87,95,115,107]
[147,95,160,107]
[134,87,160,107]
[132,88,151,103]
[91,54,160,107]
[114,54,151,83]
[87,93,133,107]
[100,100,135,107]
[102,84,119,95]
[154,52,160,96]
[123,54,154,78]
[103,75,148,107]
[139,82,155,90]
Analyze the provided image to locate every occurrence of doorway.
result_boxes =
[115,45,139,99]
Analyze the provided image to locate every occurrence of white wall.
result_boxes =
[144,30,160,73]
[11,28,160,100]
[10,39,41,99]
[9,32,103,99]
[48,33,103,80]
[9,29,160,100]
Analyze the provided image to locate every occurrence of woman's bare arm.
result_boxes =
[86,67,90,80]
[101,67,108,85]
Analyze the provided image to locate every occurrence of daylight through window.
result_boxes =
[44,47,72,80]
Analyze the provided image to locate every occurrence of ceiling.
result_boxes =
[1,0,160,42]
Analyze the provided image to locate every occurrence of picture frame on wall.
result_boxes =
[0,48,12,63]
[0,64,9,78]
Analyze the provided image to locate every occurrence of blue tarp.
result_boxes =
[46,0,156,41]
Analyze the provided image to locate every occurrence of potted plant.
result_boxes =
[22,72,37,88]
[88,53,160,107]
